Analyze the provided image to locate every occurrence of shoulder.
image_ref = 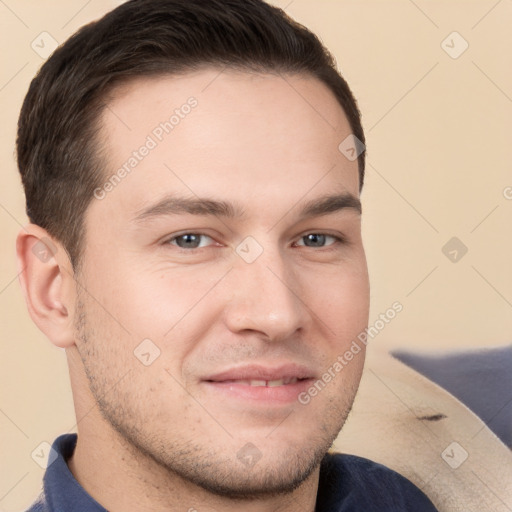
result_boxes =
[317,452,439,512]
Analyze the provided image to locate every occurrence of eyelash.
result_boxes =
[163,232,348,251]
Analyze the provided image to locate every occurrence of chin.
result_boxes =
[170,443,326,500]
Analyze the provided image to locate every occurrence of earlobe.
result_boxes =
[16,224,76,348]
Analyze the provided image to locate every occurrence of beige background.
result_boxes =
[1,0,511,510]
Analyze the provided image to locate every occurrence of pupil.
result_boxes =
[306,234,325,247]
[179,234,199,248]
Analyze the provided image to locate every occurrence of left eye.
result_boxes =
[167,233,214,249]
[295,233,341,248]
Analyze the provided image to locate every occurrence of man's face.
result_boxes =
[74,68,369,498]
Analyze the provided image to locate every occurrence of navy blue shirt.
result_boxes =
[27,434,438,511]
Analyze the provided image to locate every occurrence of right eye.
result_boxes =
[163,232,217,250]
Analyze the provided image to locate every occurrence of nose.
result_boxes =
[222,242,309,343]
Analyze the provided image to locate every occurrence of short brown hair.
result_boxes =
[16,0,365,270]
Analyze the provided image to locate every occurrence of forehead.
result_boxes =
[91,68,360,225]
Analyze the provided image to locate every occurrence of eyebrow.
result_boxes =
[132,192,361,223]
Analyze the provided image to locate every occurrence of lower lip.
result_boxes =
[202,379,314,403]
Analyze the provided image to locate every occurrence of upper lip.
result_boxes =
[203,363,316,382]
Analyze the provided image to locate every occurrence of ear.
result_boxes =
[16,224,77,348]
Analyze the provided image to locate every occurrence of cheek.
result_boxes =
[83,253,214,335]
[125,269,225,338]
[306,264,370,338]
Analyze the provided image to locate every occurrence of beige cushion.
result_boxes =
[332,348,512,512]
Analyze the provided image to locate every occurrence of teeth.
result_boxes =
[244,377,299,387]
[249,380,266,387]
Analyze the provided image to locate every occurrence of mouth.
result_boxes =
[201,364,316,404]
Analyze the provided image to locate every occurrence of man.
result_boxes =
[15,0,439,510]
